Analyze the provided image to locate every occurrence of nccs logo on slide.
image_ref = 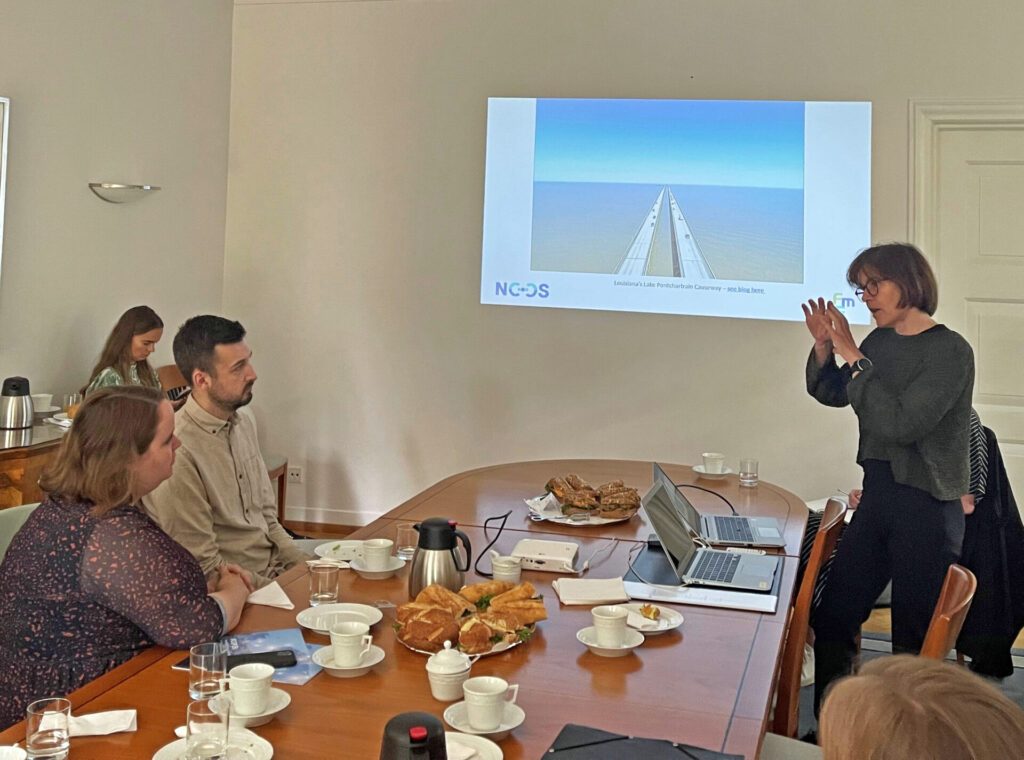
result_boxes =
[495,282,550,298]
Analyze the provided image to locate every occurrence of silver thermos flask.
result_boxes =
[407,517,472,598]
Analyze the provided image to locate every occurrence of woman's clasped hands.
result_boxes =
[802,297,864,366]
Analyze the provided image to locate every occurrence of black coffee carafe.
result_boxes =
[379,711,447,760]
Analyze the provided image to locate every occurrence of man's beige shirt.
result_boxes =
[143,395,306,588]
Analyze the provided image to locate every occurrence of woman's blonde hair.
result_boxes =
[820,655,1024,760]
[39,385,163,517]
[84,305,163,393]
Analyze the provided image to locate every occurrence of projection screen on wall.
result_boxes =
[480,98,872,324]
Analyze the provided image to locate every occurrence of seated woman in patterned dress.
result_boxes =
[83,305,164,396]
[0,386,252,730]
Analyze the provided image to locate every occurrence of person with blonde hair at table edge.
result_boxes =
[0,387,250,731]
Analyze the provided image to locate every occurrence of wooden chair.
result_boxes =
[156,363,187,392]
[919,563,977,661]
[771,497,848,738]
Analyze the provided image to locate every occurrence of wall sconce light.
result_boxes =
[88,183,161,203]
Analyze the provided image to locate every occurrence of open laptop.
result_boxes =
[641,481,780,592]
[653,462,786,548]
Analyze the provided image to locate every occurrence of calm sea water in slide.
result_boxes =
[530,181,804,283]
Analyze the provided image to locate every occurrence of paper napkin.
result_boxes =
[445,737,478,760]
[247,581,295,609]
[625,610,659,630]
[45,417,72,429]
[524,492,561,518]
[68,709,137,737]
[551,577,629,605]
[305,558,350,568]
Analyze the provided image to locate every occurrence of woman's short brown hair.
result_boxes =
[847,243,939,316]
[39,385,164,517]
[820,655,1024,760]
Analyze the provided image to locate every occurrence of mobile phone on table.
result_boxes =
[171,649,297,671]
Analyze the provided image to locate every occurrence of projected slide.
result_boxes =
[481,98,872,324]
[531,100,804,283]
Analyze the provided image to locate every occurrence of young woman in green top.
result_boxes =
[84,306,164,396]
[802,243,974,726]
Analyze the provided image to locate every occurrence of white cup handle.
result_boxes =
[360,634,373,656]
[505,684,519,704]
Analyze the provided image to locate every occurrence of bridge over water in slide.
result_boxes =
[614,186,715,279]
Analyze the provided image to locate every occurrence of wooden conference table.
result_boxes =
[0,460,808,759]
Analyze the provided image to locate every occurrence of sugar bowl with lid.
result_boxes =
[425,640,477,701]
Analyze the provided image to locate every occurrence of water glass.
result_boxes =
[739,458,759,487]
[61,393,82,418]
[395,524,418,561]
[186,699,229,760]
[308,562,340,606]
[25,697,70,760]
[189,641,228,700]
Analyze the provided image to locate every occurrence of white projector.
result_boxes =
[510,538,580,574]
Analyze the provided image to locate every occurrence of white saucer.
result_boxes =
[443,700,525,742]
[622,603,684,635]
[296,602,384,635]
[314,539,364,561]
[576,626,644,657]
[53,412,70,422]
[152,728,272,760]
[446,732,503,759]
[33,405,59,416]
[349,556,405,580]
[210,687,291,728]
[693,465,732,480]
[312,643,385,677]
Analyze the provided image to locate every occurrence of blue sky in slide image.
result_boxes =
[533,99,805,190]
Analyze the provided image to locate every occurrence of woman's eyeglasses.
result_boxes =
[855,278,887,298]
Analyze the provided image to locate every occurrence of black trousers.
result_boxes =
[812,460,964,716]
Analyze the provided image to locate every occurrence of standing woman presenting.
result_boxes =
[803,243,974,718]
[84,305,164,395]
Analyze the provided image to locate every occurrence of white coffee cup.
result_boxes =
[363,538,394,571]
[462,676,518,732]
[330,620,372,667]
[30,394,52,414]
[227,662,274,716]
[491,555,522,584]
[592,604,629,647]
[702,452,725,474]
[0,746,28,760]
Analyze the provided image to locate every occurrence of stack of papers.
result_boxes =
[552,577,629,605]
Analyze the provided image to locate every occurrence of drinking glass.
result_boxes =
[185,699,229,760]
[25,697,70,760]
[308,562,340,606]
[61,393,82,418]
[395,524,418,560]
[189,641,228,700]
[739,458,759,487]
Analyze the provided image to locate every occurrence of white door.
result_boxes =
[913,102,1024,512]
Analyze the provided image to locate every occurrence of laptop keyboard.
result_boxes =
[714,516,755,544]
[690,550,741,583]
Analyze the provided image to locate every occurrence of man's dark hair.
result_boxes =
[173,315,247,384]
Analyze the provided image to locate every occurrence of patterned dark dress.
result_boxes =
[0,497,223,729]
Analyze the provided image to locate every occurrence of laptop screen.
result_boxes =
[652,463,702,531]
[641,481,698,577]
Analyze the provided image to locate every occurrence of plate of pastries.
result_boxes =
[394,581,547,655]
[539,474,642,525]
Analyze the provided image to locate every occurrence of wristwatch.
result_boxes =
[852,357,874,373]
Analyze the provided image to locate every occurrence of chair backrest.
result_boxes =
[0,502,40,562]
[156,363,188,392]
[771,498,848,737]
[920,564,977,660]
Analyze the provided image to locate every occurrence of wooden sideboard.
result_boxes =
[0,424,65,508]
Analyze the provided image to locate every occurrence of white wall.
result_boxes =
[0,0,234,395]
[224,0,1024,524]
